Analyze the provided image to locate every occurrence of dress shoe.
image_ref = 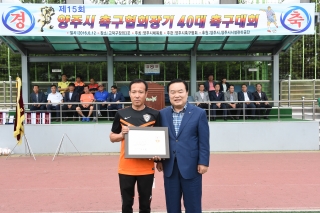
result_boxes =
[55,119,59,122]
[264,117,270,120]
[63,118,68,122]
[230,117,234,120]
[224,118,227,121]
[257,117,261,120]
[235,117,239,120]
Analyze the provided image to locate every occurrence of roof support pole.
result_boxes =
[272,54,279,107]
[107,50,114,90]
[21,55,30,108]
[190,50,197,98]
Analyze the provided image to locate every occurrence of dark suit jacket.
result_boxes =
[252,91,268,102]
[210,91,224,102]
[238,91,254,102]
[219,82,230,93]
[63,91,80,106]
[30,92,46,103]
[204,81,215,92]
[107,92,125,102]
[160,103,210,179]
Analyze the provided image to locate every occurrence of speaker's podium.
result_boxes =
[145,83,165,110]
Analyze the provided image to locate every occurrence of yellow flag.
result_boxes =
[13,77,25,145]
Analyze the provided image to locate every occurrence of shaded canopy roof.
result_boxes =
[0,35,300,55]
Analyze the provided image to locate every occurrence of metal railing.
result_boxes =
[1,76,15,109]
[0,99,318,124]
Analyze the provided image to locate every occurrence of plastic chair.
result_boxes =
[248,85,255,93]
[234,85,241,93]
[119,85,129,99]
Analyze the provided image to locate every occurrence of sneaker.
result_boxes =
[92,118,97,122]
[81,117,86,122]
[86,117,90,122]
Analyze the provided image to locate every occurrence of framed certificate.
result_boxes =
[125,127,170,159]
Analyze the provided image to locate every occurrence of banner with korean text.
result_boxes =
[0,3,315,37]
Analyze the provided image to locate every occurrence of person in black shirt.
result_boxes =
[109,79,160,213]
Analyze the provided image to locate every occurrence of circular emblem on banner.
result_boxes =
[280,6,312,33]
[2,6,35,34]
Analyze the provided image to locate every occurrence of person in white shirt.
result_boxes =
[238,84,256,119]
[194,84,210,113]
[219,77,230,93]
[47,85,63,122]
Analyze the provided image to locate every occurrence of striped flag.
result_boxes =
[13,77,25,145]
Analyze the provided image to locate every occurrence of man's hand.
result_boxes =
[108,104,111,107]
[266,102,269,105]
[256,102,260,105]
[196,102,200,106]
[230,103,235,109]
[156,162,163,172]
[216,103,221,108]
[116,100,120,103]
[68,104,72,109]
[151,156,161,161]
[198,165,208,174]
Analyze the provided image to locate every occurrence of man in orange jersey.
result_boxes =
[109,79,160,213]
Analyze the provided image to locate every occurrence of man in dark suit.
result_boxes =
[30,85,46,111]
[253,83,272,120]
[157,79,210,213]
[203,74,215,100]
[210,84,227,121]
[238,84,256,119]
[219,77,230,93]
[62,83,79,121]
[107,85,125,118]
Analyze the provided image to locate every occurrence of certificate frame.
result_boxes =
[125,127,170,159]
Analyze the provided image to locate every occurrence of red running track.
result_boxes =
[0,152,320,213]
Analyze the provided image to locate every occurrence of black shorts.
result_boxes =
[80,105,92,111]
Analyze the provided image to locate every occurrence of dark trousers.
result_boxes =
[47,104,61,118]
[30,105,46,111]
[96,101,107,111]
[210,103,226,118]
[225,104,240,117]
[255,103,272,117]
[62,104,77,117]
[236,103,256,116]
[197,103,209,114]
[108,104,122,118]
[164,160,202,213]
[119,174,154,213]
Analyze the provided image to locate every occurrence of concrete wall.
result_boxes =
[0,121,318,154]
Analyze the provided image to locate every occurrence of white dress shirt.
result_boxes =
[244,92,250,101]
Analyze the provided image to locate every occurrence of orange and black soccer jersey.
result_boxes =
[111,106,160,176]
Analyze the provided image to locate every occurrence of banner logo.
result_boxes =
[2,6,35,34]
[280,6,312,33]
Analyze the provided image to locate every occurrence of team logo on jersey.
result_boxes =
[143,114,151,122]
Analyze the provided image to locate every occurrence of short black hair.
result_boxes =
[83,85,89,89]
[51,85,57,88]
[167,79,188,93]
[198,83,204,87]
[33,85,39,89]
[208,74,213,78]
[69,83,75,87]
[111,85,117,89]
[215,84,220,88]
[76,76,82,79]
[221,77,227,80]
[256,83,262,87]
[229,84,234,88]
[129,79,148,92]
[242,84,247,87]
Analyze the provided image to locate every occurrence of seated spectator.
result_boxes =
[88,78,99,94]
[76,85,94,122]
[210,84,227,121]
[47,85,63,122]
[224,85,241,120]
[62,83,80,121]
[219,77,230,93]
[238,84,256,119]
[94,83,109,117]
[194,83,210,112]
[58,74,70,96]
[30,85,46,111]
[74,76,85,94]
[107,85,125,119]
[253,83,272,120]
